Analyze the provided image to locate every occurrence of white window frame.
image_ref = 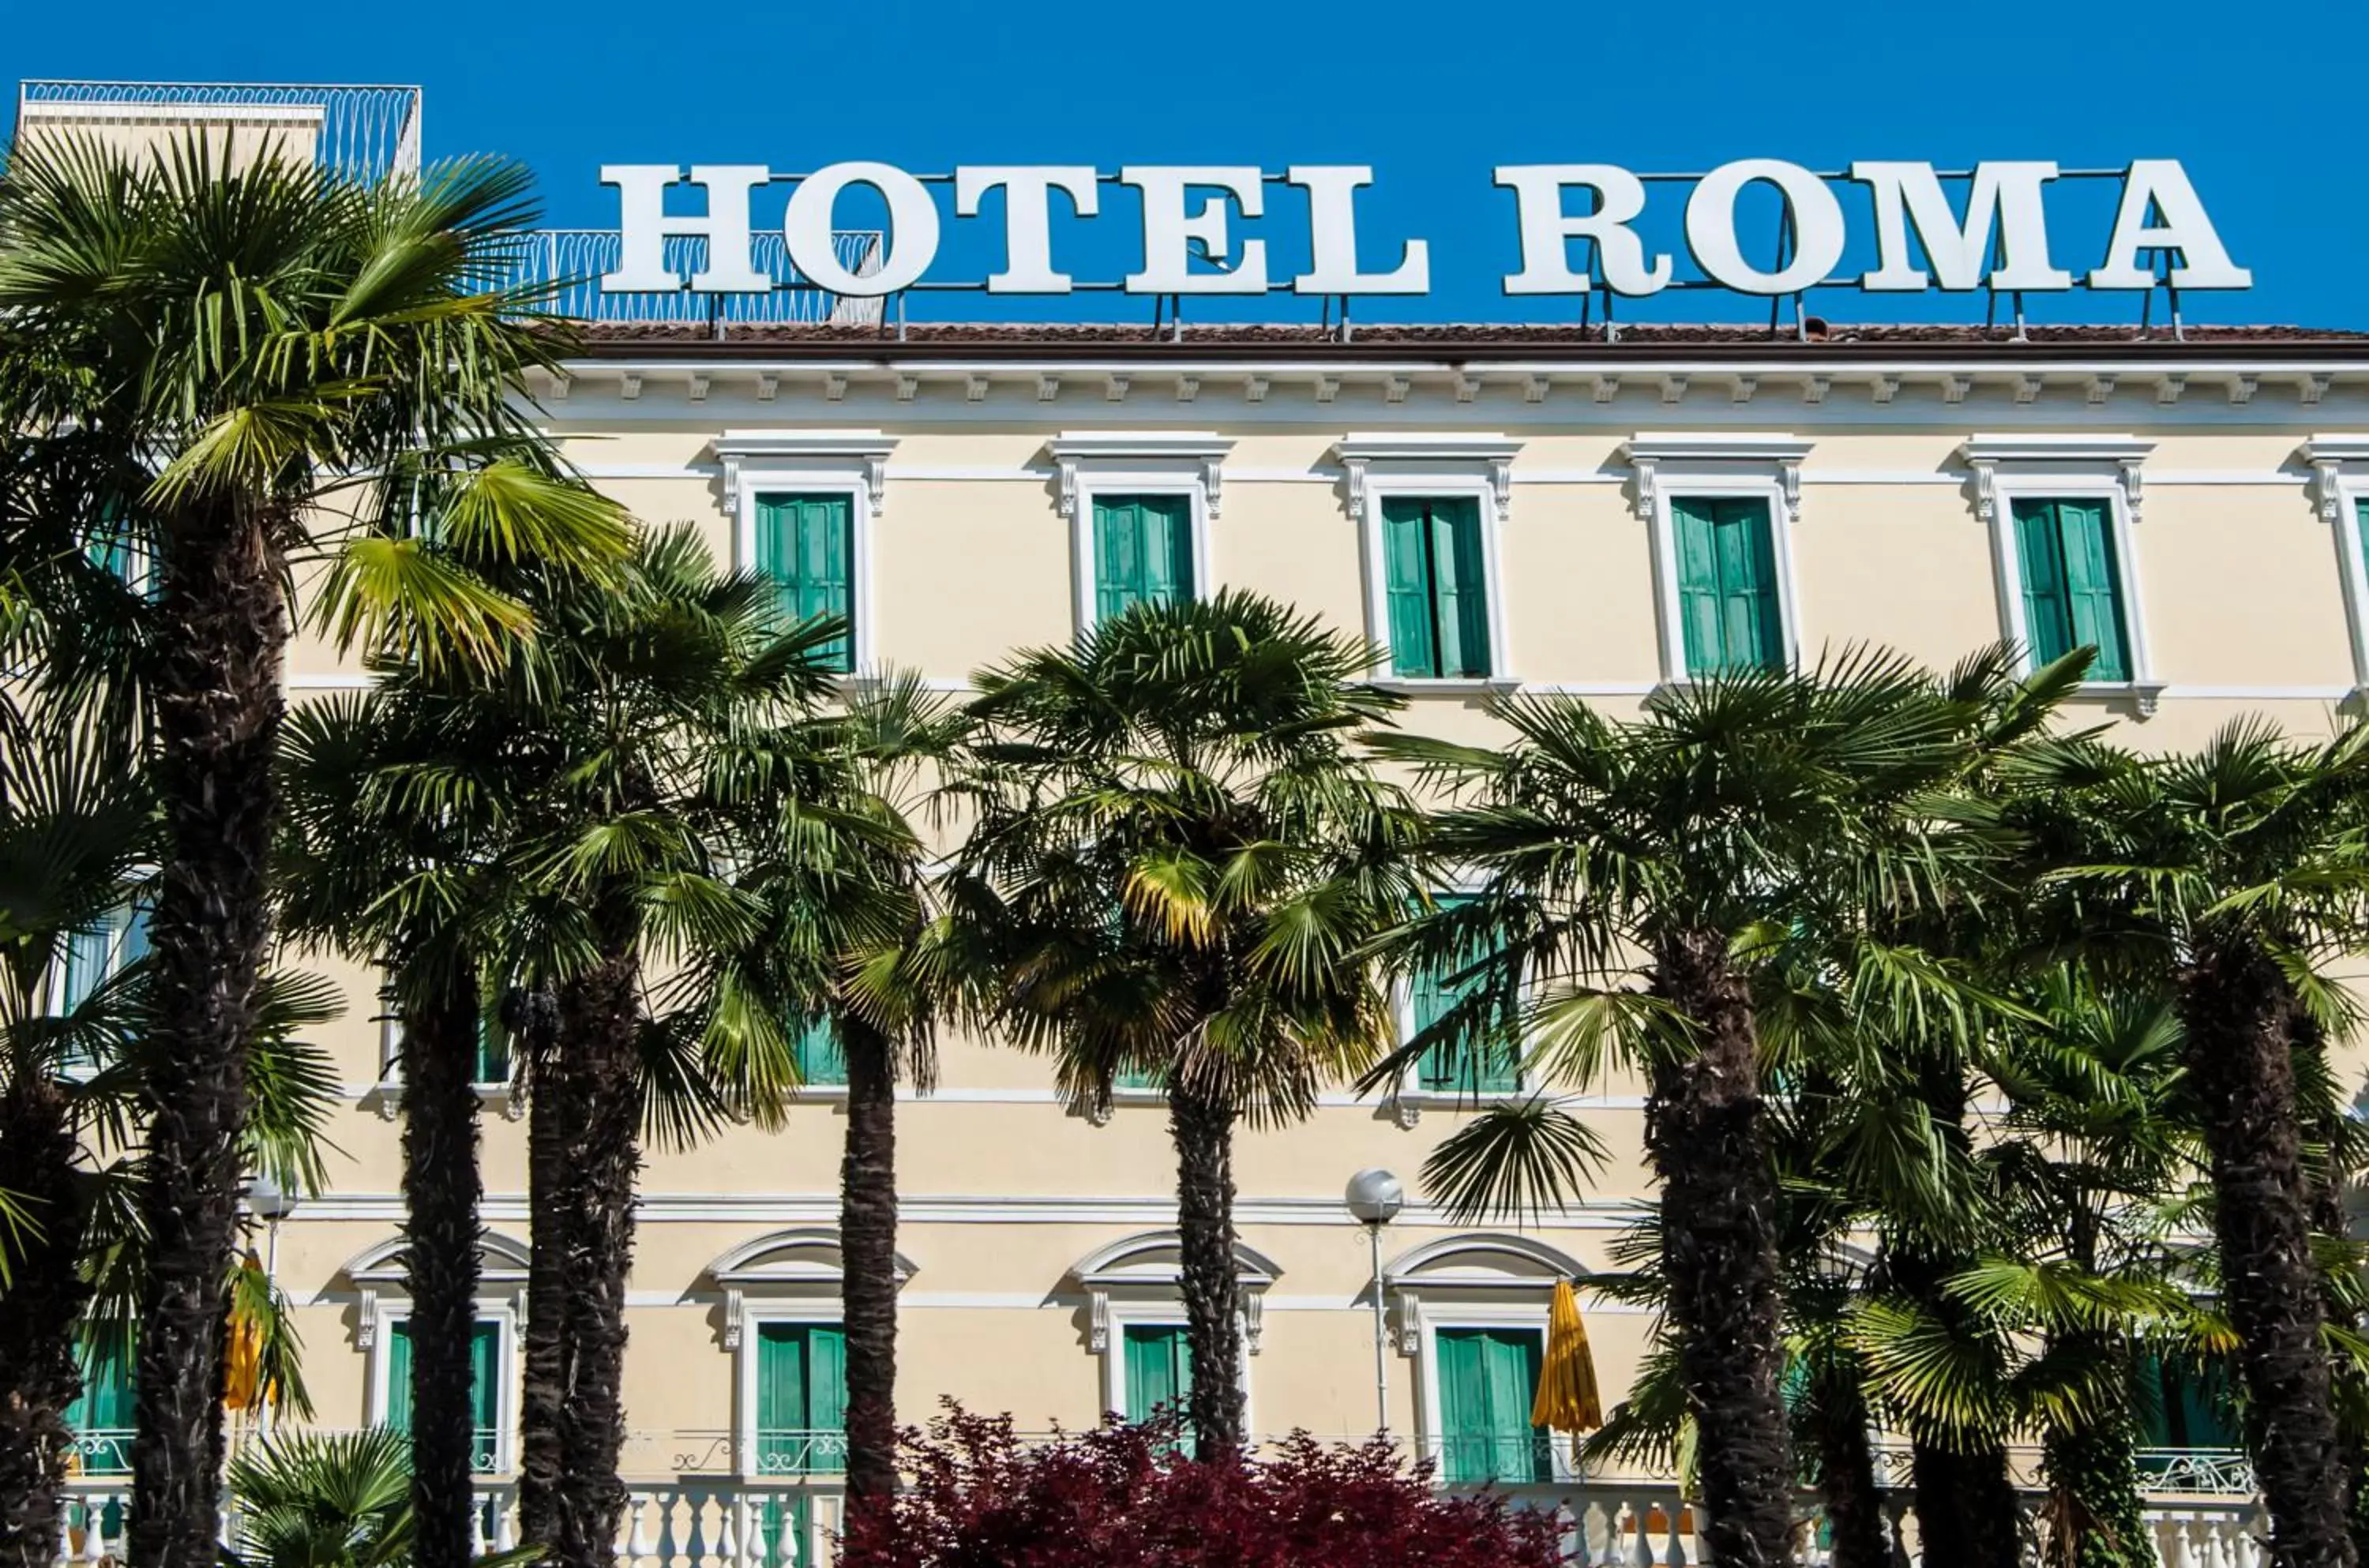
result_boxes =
[734,1303,848,1480]
[1075,1232,1275,1431]
[2306,436,2369,700]
[1621,434,1811,685]
[714,430,897,676]
[1410,1306,1572,1485]
[42,882,153,1082]
[1962,435,2161,713]
[1047,433,1232,635]
[373,988,523,1122]
[366,1304,519,1476]
[1335,435,1521,690]
[1096,1304,1256,1431]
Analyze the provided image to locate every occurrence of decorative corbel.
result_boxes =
[498,1091,527,1123]
[2086,375,2116,407]
[1243,1295,1265,1356]
[686,372,710,404]
[1315,374,1341,405]
[619,372,643,402]
[1658,374,1688,406]
[1387,1095,1421,1131]
[823,372,848,403]
[1383,374,1410,405]
[2013,374,2042,406]
[1871,374,1900,405]
[2315,459,2348,526]
[1488,453,1515,527]
[1941,374,1972,406]
[1523,376,1551,405]
[1969,460,1999,527]
[1104,374,1130,403]
[1203,455,1226,520]
[1391,1293,1421,1358]
[1801,375,1830,407]
[756,372,779,403]
[1175,374,1200,404]
[2118,459,2146,527]
[1083,1094,1113,1128]
[964,373,989,403]
[723,1289,745,1351]
[1055,453,1082,521]
[1087,1290,1111,1355]
[1243,373,1270,403]
[864,452,890,519]
[1590,375,1620,405]
[548,372,570,403]
[1454,372,1481,404]
[720,452,742,514]
[2301,373,2333,407]
[357,1290,379,1349]
[1778,458,1803,529]
[1036,373,1060,403]
[1729,375,1757,406]
[894,373,920,404]
[1342,457,1370,529]
[2228,375,2258,407]
[2155,374,2187,407]
[1631,456,1660,525]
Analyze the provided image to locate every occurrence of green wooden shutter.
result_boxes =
[2056,499,2131,681]
[386,1321,414,1431]
[755,1323,806,1473]
[67,1326,136,1473]
[469,1322,501,1472]
[1094,496,1193,621]
[809,1325,848,1472]
[1413,898,1517,1095]
[1380,499,1440,677]
[756,494,854,671]
[473,1006,510,1086]
[796,1016,847,1087]
[2014,498,2075,666]
[1672,499,1725,676]
[1714,499,1783,672]
[1436,1329,1543,1484]
[1432,498,1491,679]
[1124,1325,1192,1420]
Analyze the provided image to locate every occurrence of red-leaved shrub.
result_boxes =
[838,1405,1571,1568]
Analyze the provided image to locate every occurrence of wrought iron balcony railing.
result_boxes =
[497,230,885,328]
[14,81,420,182]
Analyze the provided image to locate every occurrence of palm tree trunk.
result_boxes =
[517,983,569,1552]
[2040,1337,2151,1568]
[1909,1443,2022,1568]
[1810,1366,1888,1568]
[400,970,485,1568]
[0,1078,89,1568]
[134,495,284,1568]
[1650,928,1795,1568]
[546,948,642,1568]
[1168,1082,1245,1457]
[2179,935,2355,1568]
[840,1017,900,1506]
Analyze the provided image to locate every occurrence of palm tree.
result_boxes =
[222,1429,418,1568]
[956,591,1421,1456]
[2018,720,2369,1568]
[705,673,979,1509]
[278,674,524,1568]
[0,728,152,1568]
[0,133,629,1567]
[1380,651,1996,1568]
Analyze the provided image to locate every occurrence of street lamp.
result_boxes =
[243,1174,296,1434]
[1345,1168,1404,1438]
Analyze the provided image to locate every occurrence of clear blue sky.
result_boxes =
[11,0,2362,329]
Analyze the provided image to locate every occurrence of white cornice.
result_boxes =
[1044,430,1233,520]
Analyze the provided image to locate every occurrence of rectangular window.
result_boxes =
[1092,495,1194,622]
[2012,497,2131,681]
[795,1016,847,1088]
[1410,898,1518,1095]
[58,900,149,1015]
[1435,1326,1547,1484]
[386,1319,501,1473]
[1671,497,1785,676]
[755,493,854,673]
[66,1326,135,1475]
[1380,496,1491,679]
[474,1004,510,1088]
[755,1322,847,1475]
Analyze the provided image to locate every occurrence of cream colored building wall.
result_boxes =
[253,373,2369,1476]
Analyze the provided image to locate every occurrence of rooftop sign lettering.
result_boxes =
[599,160,2251,302]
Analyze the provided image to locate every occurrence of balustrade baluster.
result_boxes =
[776,1498,800,1568]
[1629,1497,1656,1568]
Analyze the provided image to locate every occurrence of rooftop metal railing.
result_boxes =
[498,229,886,328]
[14,81,422,181]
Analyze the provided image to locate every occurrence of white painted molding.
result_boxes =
[1331,433,1522,526]
[712,430,897,516]
[1045,431,1233,520]
[1619,433,1815,527]
[1960,434,2155,526]
[2304,437,2369,524]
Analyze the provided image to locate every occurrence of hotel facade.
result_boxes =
[21,79,2369,1566]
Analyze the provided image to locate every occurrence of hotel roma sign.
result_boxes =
[597,161,2252,301]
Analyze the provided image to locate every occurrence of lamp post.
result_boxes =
[1345,1168,1404,1439]
[243,1174,295,1434]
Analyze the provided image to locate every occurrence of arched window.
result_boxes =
[343,1232,528,1476]
[1068,1231,1281,1434]
[1383,1233,1587,1487]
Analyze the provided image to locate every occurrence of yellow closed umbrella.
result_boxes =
[223,1249,267,1413]
[1530,1278,1604,1438]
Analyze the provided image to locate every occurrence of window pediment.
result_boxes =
[1960,433,2153,525]
[708,1227,917,1350]
[341,1232,529,1348]
[1069,1230,1280,1355]
[1382,1233,1583,1356]
[1620,433,1813,526]
[712,429,898,514]
[1045,431,1233,520]
[1333,433,1520,527]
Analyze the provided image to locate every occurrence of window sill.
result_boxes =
[2070,679,2168,718]
[1370,677,1520,697]
[1389,1088,1526,1127]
